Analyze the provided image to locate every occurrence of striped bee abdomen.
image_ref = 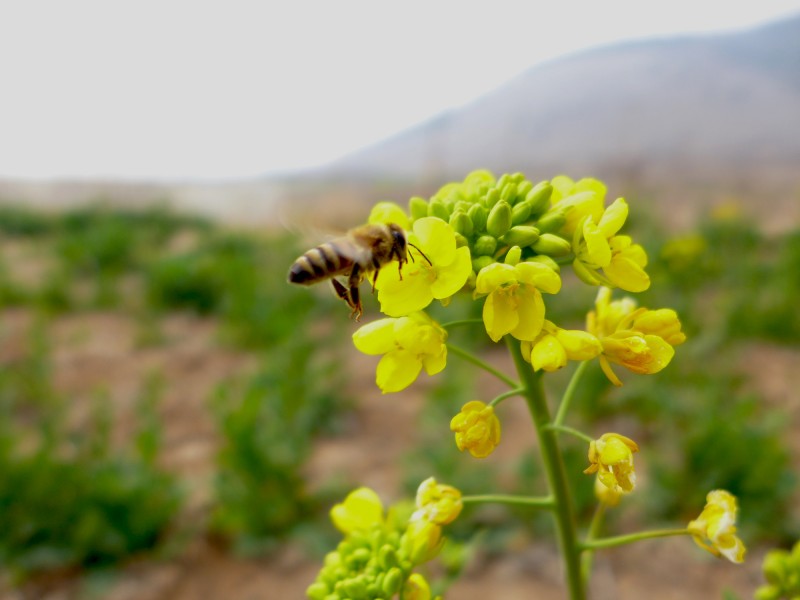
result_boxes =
[288,242,353,285]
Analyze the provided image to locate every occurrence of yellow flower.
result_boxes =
[521,320,602,372]
[594,475,623,507]
[587,287,685,386]
[687,490,746,564]
[450,400,501,458]
[583,433,639,493]
[549,176,607,235]
[330,487,384,534]
[475,261,561,342]
[368,201,410,230]
[376,217,472,317]
[352,312,447,393]
[413,477,463,526]
[572,198,650,292]
[403,573,432,600]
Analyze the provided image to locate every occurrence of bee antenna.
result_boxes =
[409,243,432,266]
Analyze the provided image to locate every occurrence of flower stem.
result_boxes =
[580,528,690,551]
[447,343,519,388]
[581,504,606,582]
[554,360,590,427]
[507,337,585,600]
[441,318,486,329]
[462,494,554,509]
[490,388,525,407]
[544,424,593,444]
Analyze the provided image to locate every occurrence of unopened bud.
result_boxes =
[500,183,518,204]
[535,209,567,234]
[468,203,488,231]
[572,258,603,286]
[532,233,572,257]
[472,255,494,273]
[482,188,500,208]
[515,180,533,203]
[526,182,553,217]
[504,246,522,265]
[511,201,533,225]
[449,211,473,237]
[487,201,512,237]
[342,576,368,599]
[527,255,560,273]
[454,232,469,248]
[409,196,429,221]
[473,235,498,256]
[382,567,404,596]
[306,582,330,600]
[501,225,540,247]
[427,199,450,222]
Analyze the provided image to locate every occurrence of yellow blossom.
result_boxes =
[450,400,501,458]
[521,320,602,372]
[413,477,463,526]
[403,573,432,600]
[376,217,472,317]
[549,176,607,235]
[330,487,384,534]
[368,201,410,230]
[352,312,447,393]
[583,433,639,493]
[572,198,650,292]
[687,490,746,564]
[587,287,685,386]
[475,261,561,342]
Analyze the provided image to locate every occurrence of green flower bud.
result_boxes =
[342,576,368,599]
[454,200,472,213]
[496,173,510,189]
[572,258,603,286]
[754,587,781,600]
[379,545,400,570]
[510,171,525,183]
[409,196,429,221]
[504,246,522,265]
[306,582,330,600]
[472,255,494,273]
[500,225,540,247]
[382,567,404,596]
[526,182,553,217]
[762,550,788,585]
[449,211,473,237]
[500,183,518,204]
[535,209,567,234]
[526,255,560,273]
[473,235,497,256]
[487,201,512,237]
[482,188,500,208]
[532,233,572,257]
[348,548,372,568]
[515,180,533,203]
[511,201,533,225]
[428,199,450,221]
[468,204,488,231]
[454,232,469,248]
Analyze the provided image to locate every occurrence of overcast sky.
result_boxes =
[1,1,799,182]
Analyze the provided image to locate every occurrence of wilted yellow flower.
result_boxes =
[376,217,472,317]
[475,262,561,342]
[450,400,501,458]
[572,198,651,293]
[352,312,447,393]
[521,320,602,372]
[330,487,384,534]
[368,201,411,230]
[583,433,639,493]
[587,287,685,386]
[413,477,463,526]
[687,490,746,564]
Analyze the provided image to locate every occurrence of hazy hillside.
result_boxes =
[327,14,800,193]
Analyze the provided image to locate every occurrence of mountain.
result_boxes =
[325,14,800,199]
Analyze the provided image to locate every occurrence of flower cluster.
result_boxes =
[755,540,800,600]
[309,482,460,600]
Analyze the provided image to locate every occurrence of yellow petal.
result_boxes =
[429,246,472,298]
[604,254,651,292]
[368,201,410,230]
[376,350,422,393]
[330,487,384,533]
[413,217,456,265]
[555,329,602,360]
[422,346,447,375]
[510,287,545,341]
[482,290,519,342]
[475,262,517,295]
[597,198,628,238]
[531,334,567,371]
[515,262,562,294]
[377,266,435,317]
[583,220,612,267]
[352,318,398,355]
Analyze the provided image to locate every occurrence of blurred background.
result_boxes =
[0,2,799,599]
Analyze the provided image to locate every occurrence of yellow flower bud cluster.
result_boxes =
[309,485,453,600]
[755,540,800,600]
[450,400,502,458]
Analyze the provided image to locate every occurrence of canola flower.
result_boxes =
[687,490,746,564]
[583,433,639,494]
[352,311,447,393]
[520,320,602,372]
[413,477,463,526]
[450,400,502,458]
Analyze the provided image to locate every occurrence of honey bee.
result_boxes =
[287,222,427,320]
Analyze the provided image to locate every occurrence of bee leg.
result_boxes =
[331,278,351,304]
[348,265,364,321]
[371,271,379,294]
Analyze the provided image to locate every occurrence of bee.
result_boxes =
[287,222,428,320]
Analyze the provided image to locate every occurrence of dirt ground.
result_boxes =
[0,308,797,600]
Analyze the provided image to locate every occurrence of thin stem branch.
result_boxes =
[507,337,585,600]
[446,343,519,388]
[554,360,590,427]
[489,388,525,407]
[441,318,486,329]
[462,494,554,509]
[580,528,690,551]
[544,424,593,444]
[581,504,607,582]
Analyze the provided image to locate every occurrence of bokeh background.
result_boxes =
[1,2,799,599]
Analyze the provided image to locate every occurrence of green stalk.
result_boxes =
[462,494,554,509]
[507,337,585,600]
[581,528,690,551]
[447,343,519,388]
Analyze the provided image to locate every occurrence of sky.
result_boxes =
[1,1,799,182]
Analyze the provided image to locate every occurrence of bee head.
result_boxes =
[388,222,408,257]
